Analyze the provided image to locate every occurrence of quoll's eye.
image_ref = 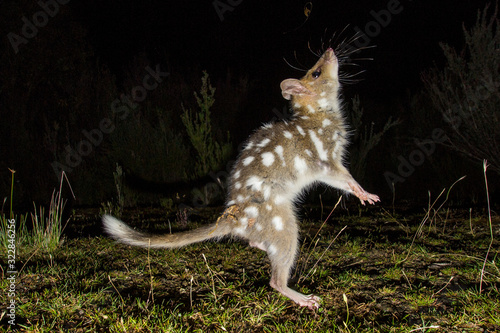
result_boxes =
[312,69,321,79]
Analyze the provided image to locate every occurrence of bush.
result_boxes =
[422,4,500,173]
[181,71,232,179]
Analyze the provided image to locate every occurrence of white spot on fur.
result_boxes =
[266,204,272,211]
[294,156,308,174]
[233,169,241,179]
[283,131,293,139]
[234,182,242,189]
[305,149,313,157]
[274,195,285,205]
[317,98,329,109]
[268,244,277,255]
[236,194,244,203]
[294,102,301,108]
[322,119,332,127]
[272,216,283,231]
[226,200,235,206]
[274,145,285,165]
[246,176,263,191]
[244,206,259,218]
[244,141,254,150]
[243,156,255,166]
[257,138,271,148]
[332,131,339,141]
[318,129,323,135]
[234,227,246,235]
[296,125,305,136]
[320,92,326,97]
[255,223,263,231]
[261,152,275,167]
[263,185,271,200]
[262,122,273,129]
[306,104,316,113]
[309,130,328,161]
[240,217,249,227]
[301,116,310,120]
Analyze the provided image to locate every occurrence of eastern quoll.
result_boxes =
[103,47,380,310]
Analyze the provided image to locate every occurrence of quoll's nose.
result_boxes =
[323,48,336,61]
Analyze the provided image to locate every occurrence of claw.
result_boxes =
[297,294,321,310]
[348,182,380,205]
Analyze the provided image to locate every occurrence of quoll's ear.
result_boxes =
[280,79,315,100]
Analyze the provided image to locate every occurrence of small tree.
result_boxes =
[423,4,500,173]
[181,71,232,178]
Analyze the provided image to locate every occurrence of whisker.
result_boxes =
[308,41,321,57]
[283,57,307,72]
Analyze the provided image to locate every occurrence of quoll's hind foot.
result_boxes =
[270,279,321,310]
[299,294,321,310]
[348,182,380,205]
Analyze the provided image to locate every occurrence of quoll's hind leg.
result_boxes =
[266,225,321,310]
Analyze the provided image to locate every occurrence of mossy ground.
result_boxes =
[1,206,499,332]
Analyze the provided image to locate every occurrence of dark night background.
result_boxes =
[0,0,498,210]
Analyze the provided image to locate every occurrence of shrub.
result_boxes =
[181,71,232,179]
[422,4,500,173]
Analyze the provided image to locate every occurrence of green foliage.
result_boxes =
[1,172,71,255]
[423,4,500,173]
[99,164,128,218]
[181,71,232,179]
[113,163,125,214]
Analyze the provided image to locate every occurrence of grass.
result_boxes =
[0,205,498,332]
[1,171,73,256]
[1,167,498,332]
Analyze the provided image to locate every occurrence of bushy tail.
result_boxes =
[102,215,232,249]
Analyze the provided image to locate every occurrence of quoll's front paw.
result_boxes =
[349,182,380,205]
[362,192,380,205]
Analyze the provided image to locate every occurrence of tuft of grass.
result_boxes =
[480,160,495,293]
[28,172,73,253]
[404,291,436,309]
[403,176,465,262]
[1,171,73,256]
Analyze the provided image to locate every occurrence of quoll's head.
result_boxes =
[280,48,340,114]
